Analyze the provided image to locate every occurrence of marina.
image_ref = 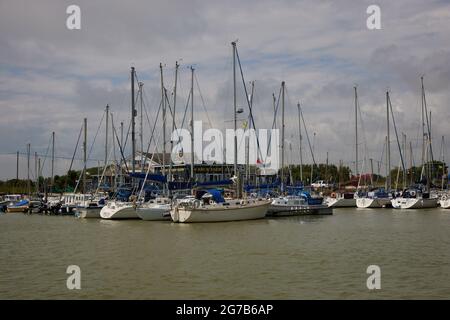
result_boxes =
[1,0,450,303]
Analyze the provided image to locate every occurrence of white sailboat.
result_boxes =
[171,42,271,223]
[268,194,332,216]
[439,195,450,209]
[171,193,270,223]
[391,188,438,209]
[356,190,391,208]
[99,200,139,219]
[136,197,171,221]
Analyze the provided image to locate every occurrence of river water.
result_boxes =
[1,208,450,299]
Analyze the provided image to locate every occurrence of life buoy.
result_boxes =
[331,192,336,198]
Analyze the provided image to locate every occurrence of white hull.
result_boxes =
[171,200,270,223]
[137,204,171,221]
[78,207,102,218]
[268,204,332,216]
[391,197,439,209]
[326,198,356,208]
[100,202,139,219]
[440,198,450,209]
[356,198,392,208]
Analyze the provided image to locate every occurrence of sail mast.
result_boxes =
[159,64,166,191]
[27,143,30,197]
[354,86,358,177]
[232,41,239,197]
[105,104,109,173]
[281,81,285,191]
[51,131,55,191]
[170,61,179,187]
[131,67,136,176]
[83,118,87,194]
[297,102,303,183]
[139,82,144,171]
[386,91,391,190]
[190,66,195,181]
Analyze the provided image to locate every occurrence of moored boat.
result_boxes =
[391,188,439,209]
[99,200,139,219]
[356,189,392,208]
[136,198,171,221]
[171,190,270,223]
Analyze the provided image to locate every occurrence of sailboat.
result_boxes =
[170,42,270,223]
[357,90,394,209]
[327,87,362,208]
[391,77,439,209]
[356,189,391,208]
[171,188,271,223]
[439,195,450,209]
[100,67,140,220]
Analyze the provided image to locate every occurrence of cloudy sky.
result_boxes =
[0,0,449,180]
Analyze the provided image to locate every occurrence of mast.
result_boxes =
[16,151,19,180]
[421,76,426,182]
[246,81,254,183]
[83,118,87,194]
[27,143,30,197]
[38,157,41,195]
[51,131,55,191]
[35,151,38,195]
[159,63,166,184]
[120,121,124,185]
[138,83,144,170]
[370,158,374,186]
[386,91,391,190]
[441,136,445,190]
[190,66,195,180]
[403,133,407,188]
[281,81,285,191]
[232,42,237,176]
[354,86,358,177]
[297,102,303,183]
[131,67,136,175]
[170,61,179,187]
[105,104,109,173]
[410,141,414,186]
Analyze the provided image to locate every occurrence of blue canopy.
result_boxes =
[12,199,29,207]
[204,189,225,203]
[129,173,166,183]
[195,189,225,203]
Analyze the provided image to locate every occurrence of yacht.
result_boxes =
[268,192,332,216]
[171,190,270,223]
[356,189,392,208]
[391,188,439,209]
[136,197,171,221]
[439,193,450,209]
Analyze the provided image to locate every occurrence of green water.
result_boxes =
[1,208,450,299]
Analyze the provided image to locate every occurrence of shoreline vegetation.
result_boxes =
[1,161,446,195]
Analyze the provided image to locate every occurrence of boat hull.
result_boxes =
[78,207,102,218]
[356,198,392,208]
[6,206,28,213]
[267,204,332,216]
[100,202,139,219]
[440,198,450,209]
[137,205,171,221]
[326,198,356,208]
[391,198,439,209]
[171,201,270,223]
